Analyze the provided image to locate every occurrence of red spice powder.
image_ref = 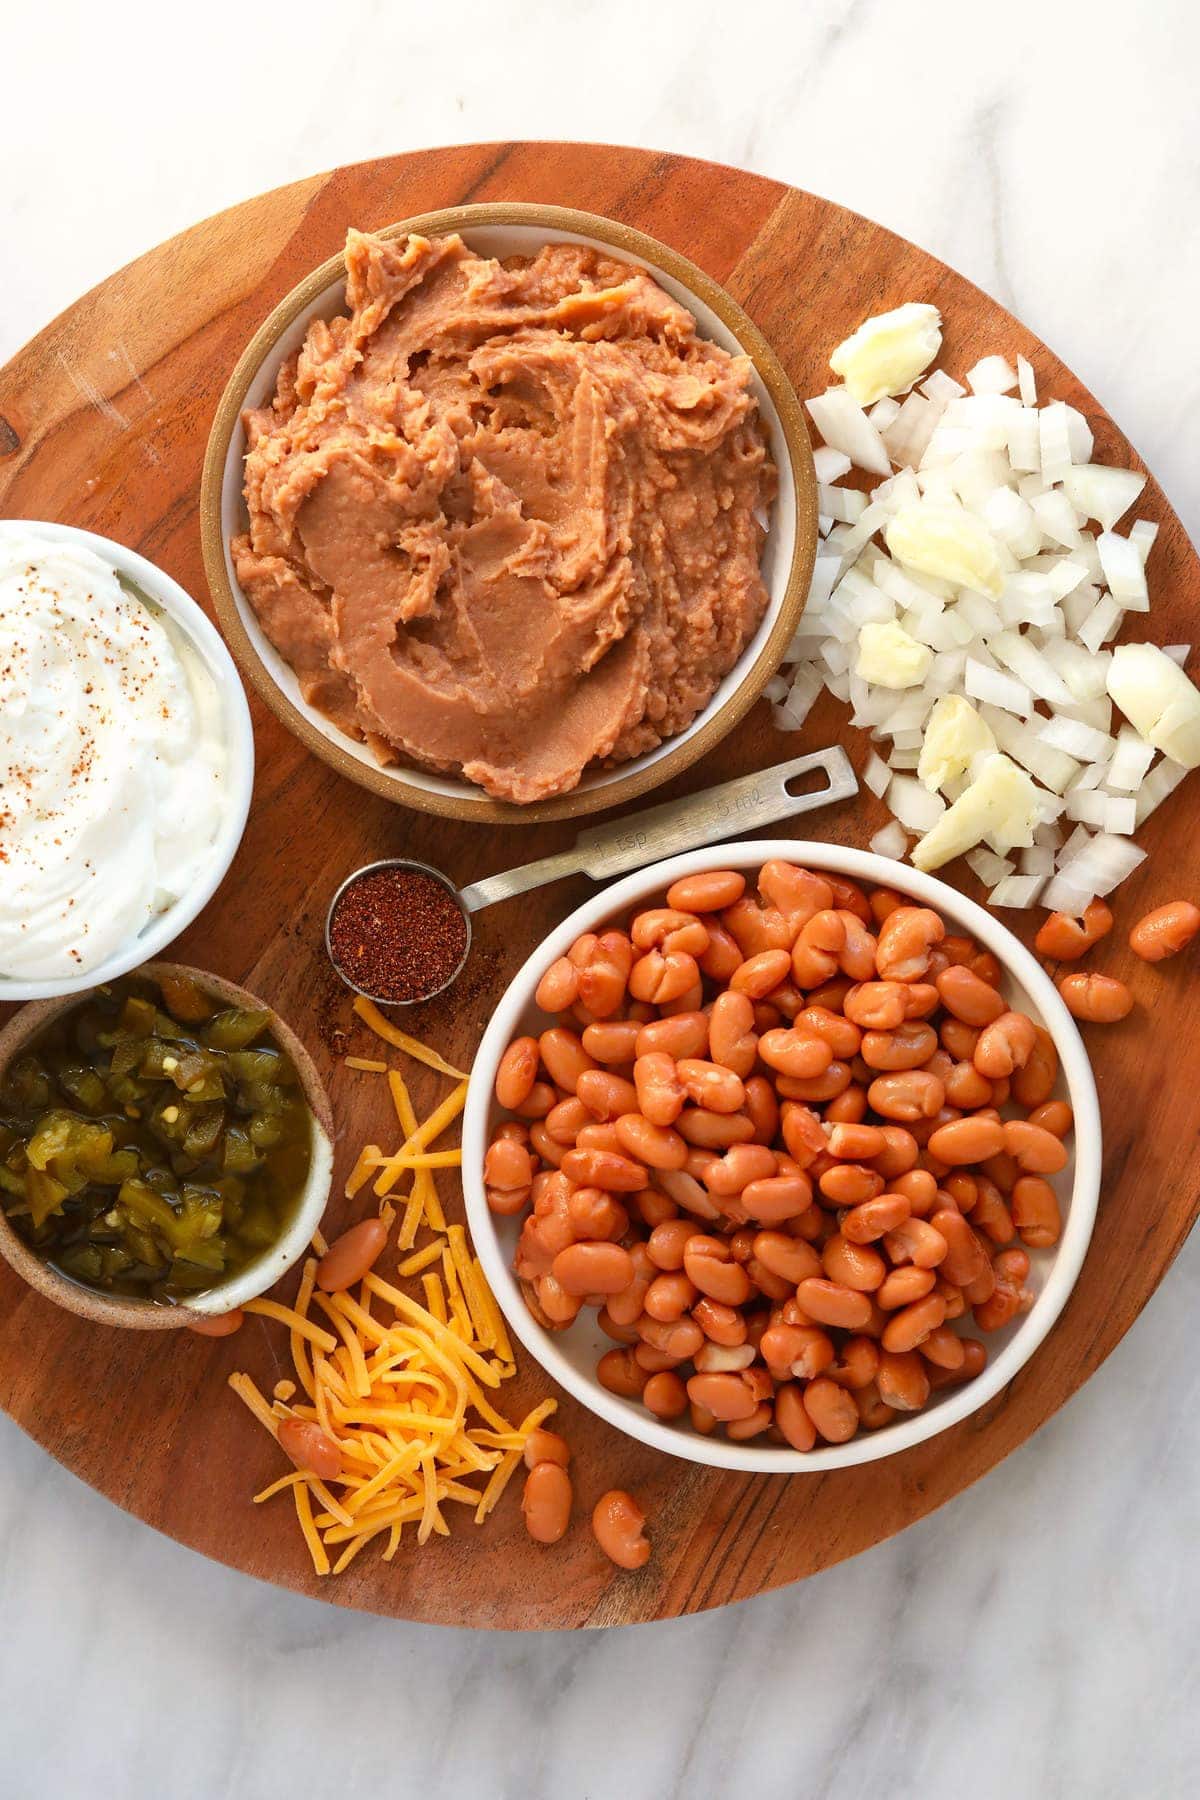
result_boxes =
[328,867,468,1003]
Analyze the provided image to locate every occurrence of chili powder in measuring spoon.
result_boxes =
[327,865,469,1004]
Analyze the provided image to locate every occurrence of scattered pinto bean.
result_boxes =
[278,1417,343,1482]
[1129,900,1200,962]
[523,1428,570,1470]
[592,1490,651,1569]
[1034,900,1114,962]
[522,1461,573,1544]
[186,1308,244,1337]
[316,1218,389,1292]
[1057,972,1134,1023]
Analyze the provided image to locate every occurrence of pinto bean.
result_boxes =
[582,1019,641,1064]
[867,1071,946,1122]
[577,1068,639,1121]
[822,1234,886,1292]
[802,1376,860,1442]
[875,907,945,982]
[1034,899,1114,961]
[935,965,1006,1026]
[495,1036,540,1109]
[675,1058,746,1114]
[795,1278,873,1331]
[1003,1119,1069,1174]
[1058,972,1134,1023]
[1011,1026,1058,1108]
[1129,900,1200,962]
[775,1382,818,1450]
[1011,1176,1063,1248]
[860,1021,937,1071]
[683,1236,754,1306]
[974,1011,1037,1078]
[876,1350,931,1411]
[844,980,908,1030]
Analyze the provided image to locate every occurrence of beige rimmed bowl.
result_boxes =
[200,202,817,826]
[462,841,1103,1473]
[0,963,334,1330]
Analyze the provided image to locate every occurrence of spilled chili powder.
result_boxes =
[328,867,468,1003]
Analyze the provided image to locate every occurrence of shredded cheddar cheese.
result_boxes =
[230,1262,555,1575]
[230,1011,551,1577]
[352,996,468,1079]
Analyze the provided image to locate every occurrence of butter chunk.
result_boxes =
[829,303,943,406]
[912,753,1042,871]
[918,695,997,793]
[856,620,933,690]
[885,500,1005,600]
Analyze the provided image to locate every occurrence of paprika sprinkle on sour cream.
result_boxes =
[328,866,468,1004]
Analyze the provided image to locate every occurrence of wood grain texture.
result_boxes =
[1,143,1197,1630]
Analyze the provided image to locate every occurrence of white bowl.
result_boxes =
[0,522,254,1003]
[462,840,1102,1473]
[202,204,815,826]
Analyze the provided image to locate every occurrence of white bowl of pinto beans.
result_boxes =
[462,842,1101,1472]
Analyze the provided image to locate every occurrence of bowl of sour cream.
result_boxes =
[0,522,254,1000]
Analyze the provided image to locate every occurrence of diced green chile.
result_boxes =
[0,974,311,1302]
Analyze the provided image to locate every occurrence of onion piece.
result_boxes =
[1017,356,1037,406]
[1097,531,1150,611]
[966,355,1018,396]
[806,388,891,476]
[869,821,910,860]
[1107,642,1200,768]
[989,873,1045,908]
[812,446,853,484]
[1062,464,1146,532]
[966,847,1014,887]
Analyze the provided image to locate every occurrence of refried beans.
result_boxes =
[232,229,776,803]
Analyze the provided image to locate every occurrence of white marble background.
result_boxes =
[4,1,1199,1794]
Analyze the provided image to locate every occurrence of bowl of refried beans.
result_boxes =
[201,204,817,824]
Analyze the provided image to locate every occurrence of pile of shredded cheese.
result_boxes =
[230,997,552,1576]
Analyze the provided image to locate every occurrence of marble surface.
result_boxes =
[3,0,1199,1794]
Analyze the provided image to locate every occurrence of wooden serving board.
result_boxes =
[1,144,1197,1631]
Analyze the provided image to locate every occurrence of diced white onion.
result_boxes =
[989,873,1045,908]
[887,774,947,833]
[771,323,1193,915]
[1039,713,1114,762]
[806,388,892,477]
[965,657,1033,717]
[869,821,910,860]
[966,847,1014,886]
[1097,531,1150,611]
[1062,464,1146,532]
[966,355,1017,396]
[812,446,853,484]
[863,750,891,797]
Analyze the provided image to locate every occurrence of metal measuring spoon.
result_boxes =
[325,745,858,1006]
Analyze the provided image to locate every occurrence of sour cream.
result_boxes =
[0,533,228,980]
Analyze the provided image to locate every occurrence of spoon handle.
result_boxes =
[457,746,859,914]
